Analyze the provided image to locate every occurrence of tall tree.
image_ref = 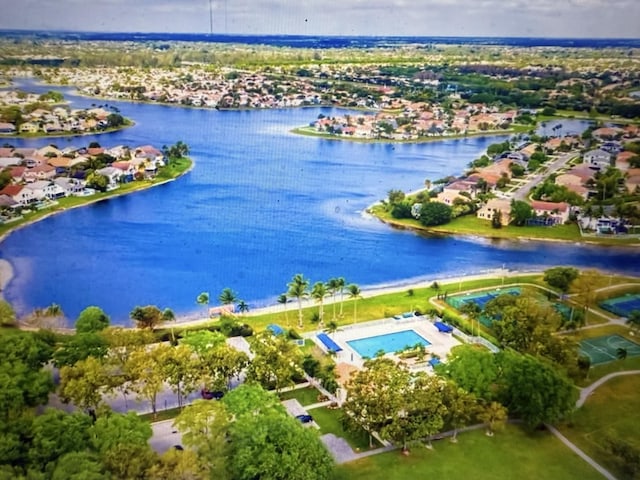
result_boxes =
[75,306,110,333]
[162,344,200,408]
[129,305,166,331]
[543,267,579,293]
[245,331,303,392]
[199,343,249,392]
[437,344,499,401]
[218,288,238,308]
[287,273,309,328]
[326,278,339,321]
[196,292,210,317]
[478,401,508,436]
[228,412,334,480]
[336,277,346,317]
[510,200,533,226]
[442,382,479,442]
[311,281,328,326]
[127,343,173,419]
[58,356,109,413]
[347,283,362,324]
[52,332,109,367]
[277,294,289,326]
[173,399,230,479]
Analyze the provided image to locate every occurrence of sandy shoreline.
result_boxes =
[0,259,14,301]
[171,267,530,329]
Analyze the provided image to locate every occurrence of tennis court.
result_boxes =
[579,334,640,365]
[446,288,521,327]
[600,294,640,317]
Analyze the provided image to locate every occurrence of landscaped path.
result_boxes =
[545,424,617,480]
[577,370,640,408]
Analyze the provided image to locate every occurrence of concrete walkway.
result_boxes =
[577,370,640,408]
[545,424,617,480]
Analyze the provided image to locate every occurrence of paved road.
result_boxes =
[512,152,577,201]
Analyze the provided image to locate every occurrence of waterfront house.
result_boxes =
[37,145,62,158]
[54,177,86,196]
[0,184,36,206]
[0,122,16,134]
[19,122,40,134]
[96,166,122,185]
[9,166,26,184]
[24,180,66,200]
[112,162,136,182]
[477,198,511,225]
[530,200,570,225]
[583,149,612,169]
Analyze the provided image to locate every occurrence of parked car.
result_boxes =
[295,414,313,424]
[201,389,224,400]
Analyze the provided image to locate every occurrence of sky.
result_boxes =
[0,0,639,38]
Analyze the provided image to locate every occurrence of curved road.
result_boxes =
[577,370,640,408]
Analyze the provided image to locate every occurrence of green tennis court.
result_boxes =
[579,334,640,365]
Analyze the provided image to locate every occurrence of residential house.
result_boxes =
[0,157,21,168]
[436,189,465,206]
[477,198,511,226]
[95,167,122,188]
[24,165,56,183]
[0,122,16,134]
[592,127,623,141]
[23,180,65,200]
[112,162,137,182]
[36,145,62,158]
[554,173,589,200]
[9,166,26,184]
[530,200,570,225]
[19,122,40,134]
[0,194,17,209]
[583,149,612,169]
[616,151,636,171]
[0,184,36,206]
[54,177,86,196]
[625,169,640,194]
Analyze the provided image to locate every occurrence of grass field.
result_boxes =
[279,386,323,406]
[309,406,379,451]
[333,425,603,480]
[559,374,640,479]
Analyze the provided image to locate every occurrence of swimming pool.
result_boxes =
[347,329,431,359]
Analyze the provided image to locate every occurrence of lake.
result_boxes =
[1,79,637,324]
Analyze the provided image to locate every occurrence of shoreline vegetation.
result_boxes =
[290,126,514,144]
[366,204,640,247]
[0,119,135,139]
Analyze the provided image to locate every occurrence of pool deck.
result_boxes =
[309,316,461,370]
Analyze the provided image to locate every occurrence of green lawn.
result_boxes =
[369,204,639,245]
[310,406,379,451]
[334,425,603,480]
[559,374,640,479]
[279,386,323,406]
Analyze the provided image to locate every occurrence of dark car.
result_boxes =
[201,389,224,400]
[295,414,313,424]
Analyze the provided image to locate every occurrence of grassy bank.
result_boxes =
[369,204,639,246]
[0,157,192,240]
[291,126,513,144]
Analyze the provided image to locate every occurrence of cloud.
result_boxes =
[0,0,638,37]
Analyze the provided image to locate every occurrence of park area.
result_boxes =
[333,425,604,480]
[559,374,640,479]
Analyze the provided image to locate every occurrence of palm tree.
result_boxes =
[277,294,289,326]
[337,277,346,318]
[196,292,210,317]
[617,347,628,361]
[311,282,328,327]
[324,320,340,339]
[627,310,640,332]
[287,274,309,328]
[347,284,362,324]
[162,308,176,343]
[237,300,249,315]
[219,288,238,308]
[326,278,339,320]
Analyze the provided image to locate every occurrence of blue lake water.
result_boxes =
[1,79,639,325]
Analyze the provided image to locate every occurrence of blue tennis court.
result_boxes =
[600,294,640,317]
[446,288,521,326]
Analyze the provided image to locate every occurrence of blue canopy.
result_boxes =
[317,333,342,352]
[267,324,284,336]
[429,357,442,367]
[434,321,453,333]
